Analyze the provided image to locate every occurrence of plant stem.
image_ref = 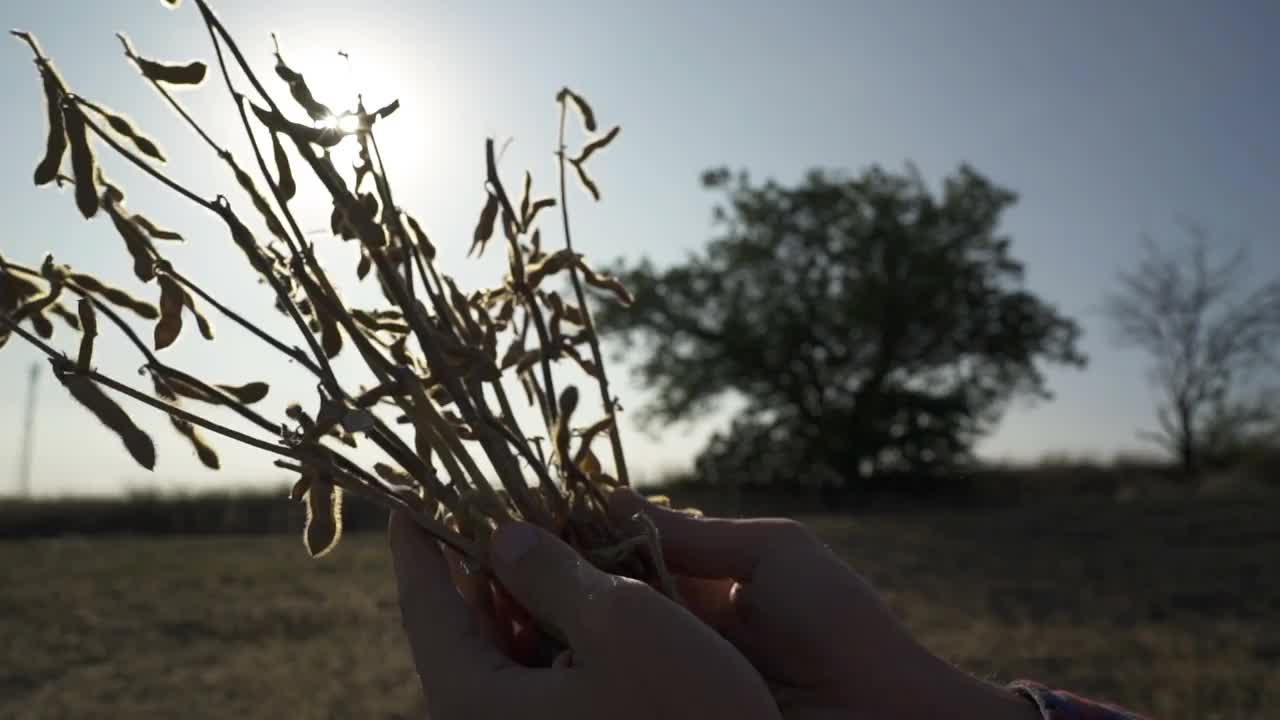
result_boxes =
[0,311,296,459]
[117,33,226,158]
[556,99,630,485]
[71,98,219,213]
[167,267,321,376]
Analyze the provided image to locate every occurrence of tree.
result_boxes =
[596,165,1086,488]
[1104,226,1280,476]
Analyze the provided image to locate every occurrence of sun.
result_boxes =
[318,112,363,135]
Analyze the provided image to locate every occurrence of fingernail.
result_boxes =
[492,522,538,565]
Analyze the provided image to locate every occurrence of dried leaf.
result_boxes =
[136,57,206,85]
[225,210,277,279]
[563,344,601,378]
[577,259,634,306]
[373,462,413,486]
[557,88,597,132]
[579,448,602,478]
[33,61,67,186]
[130,214,183,242]
[404,213,436,260]
[64,104,98,219]
[229,157,290,242]
[553,385,580,461]
[573,125,621,165]
[47,302,80,331]
[304,476,343,557]
[571,160,600,201]
[189,300,214,341]
[289,474,311,502]
[470,192,498,257]
[171,416,219,469]
[1,263,41,310]
[519,171,533,226]
[526,197,556,227]
[149,371,178,401]
[269,130,296,200]
[573,416,615,467]
[525,249,580,290]
[316,305,343,358]
[154,274,184,349]
[29,310,53,339]
[92,105,165,162]
[161,373,219,404]
[273,40,333,122]
[61,374,155,470]
[559,385,579,421]
[372,99,400,119]
[250,102,343,148]
[215,381,269,405]
[84,282,159,320]
[103,201,158,282]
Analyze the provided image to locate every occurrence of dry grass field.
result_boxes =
[1,494,1276,719]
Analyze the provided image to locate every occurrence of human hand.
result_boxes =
[388,511,781,720]
[608,490,1040,720]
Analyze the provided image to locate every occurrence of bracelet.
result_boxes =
[1009,681,1148,720]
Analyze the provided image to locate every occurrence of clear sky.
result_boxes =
[1,0,1277,496]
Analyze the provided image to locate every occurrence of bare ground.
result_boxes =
[0,495,1275,719]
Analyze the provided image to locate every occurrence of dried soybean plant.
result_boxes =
[2,0,686,623]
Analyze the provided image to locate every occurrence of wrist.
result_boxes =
[904,651,1041,720]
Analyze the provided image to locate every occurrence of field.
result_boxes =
[1,494,1276,719]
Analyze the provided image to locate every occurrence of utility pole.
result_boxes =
[17,362,39,498]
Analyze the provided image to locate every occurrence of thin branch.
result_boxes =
[167,267,321,376]
[117,32,226,158]
[70,96,218,213]
[556,99,630,485]
[0,311,295,458]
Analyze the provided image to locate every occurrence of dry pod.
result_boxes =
[557,87,597,132]
[269,130,296,200]
[33,60,67,186]
[171,416,220,469]
[135,56,206,85]
[216,381,270,405]
[63,103,98,218]
[75,298,96,372]
[304,475,343,557]
[471,192,499,257]
[573,125,621,165]
[154,274,184,349]
[84,102,165,162]
[60,373,156,470]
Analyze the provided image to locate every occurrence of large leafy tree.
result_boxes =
[597,165,1086,487]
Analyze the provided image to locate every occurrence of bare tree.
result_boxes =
[1104,225,1280,476]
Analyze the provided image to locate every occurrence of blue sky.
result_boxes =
[1,0,1277,496]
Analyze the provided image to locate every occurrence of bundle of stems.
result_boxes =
[2,0,678,629]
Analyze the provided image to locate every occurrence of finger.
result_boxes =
[458,667,594,719]
[488,521,627,653]
[674,575,739,632]
[608,488,818,580]
[442,544,507,654]
[388,512,508,681]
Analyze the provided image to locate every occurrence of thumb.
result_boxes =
[489,521,621,651]
[608,488,820,581]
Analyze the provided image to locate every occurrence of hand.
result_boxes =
[609,490,1040,720]
[388,512,781,720]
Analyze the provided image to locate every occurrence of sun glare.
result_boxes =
[317,112,363,135]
